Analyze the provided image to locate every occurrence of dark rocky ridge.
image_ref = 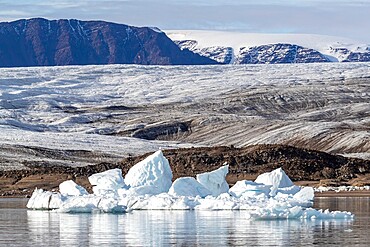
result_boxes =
[1,145,369,197]
[174,40,370,64]
[0,18,217,67]
[237,44,330,64]
[330,47,370,62]
[175,40,234,64]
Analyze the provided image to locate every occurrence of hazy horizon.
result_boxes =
[0,0,369,42]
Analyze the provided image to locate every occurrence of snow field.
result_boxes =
[1,63,369,166]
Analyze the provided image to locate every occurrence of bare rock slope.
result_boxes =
[1,145,369,197]
[0,18,217,67]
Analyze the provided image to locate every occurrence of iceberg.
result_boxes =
[57,195,126,213]
[26,151,354,220]
[255,167,294,196]
[169,177,212,198]
[124,150,173,195]
[59,180,88,196]
[89,168,127,196]
[26,189,63,210]
[229,180,271,197]
[196,164,229,197]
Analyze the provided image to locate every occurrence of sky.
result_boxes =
[0,0,369,42]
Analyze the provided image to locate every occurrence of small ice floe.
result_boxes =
[315,185,370,193]
[26,150,355,220]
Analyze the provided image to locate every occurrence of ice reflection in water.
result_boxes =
[25,209,356,246]
[1,197,368,246]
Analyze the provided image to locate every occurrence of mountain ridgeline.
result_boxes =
[1,18,369,67]
[0,18,217,67]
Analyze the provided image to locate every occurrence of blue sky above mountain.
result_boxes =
[0,0,369,42]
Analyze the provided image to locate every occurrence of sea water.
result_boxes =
[0,197,369,246]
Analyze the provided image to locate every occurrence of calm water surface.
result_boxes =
[0,197,369,246]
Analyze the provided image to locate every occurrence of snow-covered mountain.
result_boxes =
[167,30,370,64]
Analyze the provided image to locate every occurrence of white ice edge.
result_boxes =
[315,185,370,193]
[26,150,355,220]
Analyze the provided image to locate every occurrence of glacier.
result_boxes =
[27,150,354,220]
[0,63,369,172]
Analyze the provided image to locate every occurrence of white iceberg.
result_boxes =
[59,180,88,196]
[229,180,271,197]
[124,150,173,195]
[169,177,212,198]
[26,189,63,210]
[26,150,354,220]
[89,168,127,196]
[57,195,126,213]
[293,186,315,202]
[255,168,294,196]
[276,185,301,195]
[196,164,229,197]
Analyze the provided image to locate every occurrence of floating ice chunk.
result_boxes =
[300,208,354,219]
[247,205,354,220]
[125,193,192,210]
[57,195,101,213]
[314,185,370,193]
[59,180,88,196]
[169,177,212,198]
[229,180,271,197]
[89,168,127,196]
[57,195,126,213]
[24,152,355,219]
[127,185,165,196]
[27,189,63,210]
[97,197,126,213]
[255,168,294,196]
[125,150,173,195]
[277,185,301,195]
[196,164,229,197]
[196,193,239,210]
[293,187,314,202]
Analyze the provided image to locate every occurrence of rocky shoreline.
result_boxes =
[1,145,369,197]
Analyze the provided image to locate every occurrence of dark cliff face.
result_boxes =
[330,47,370,62]
[174,40,331,64]
[0,18,218,67]
[237,44,330,64]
